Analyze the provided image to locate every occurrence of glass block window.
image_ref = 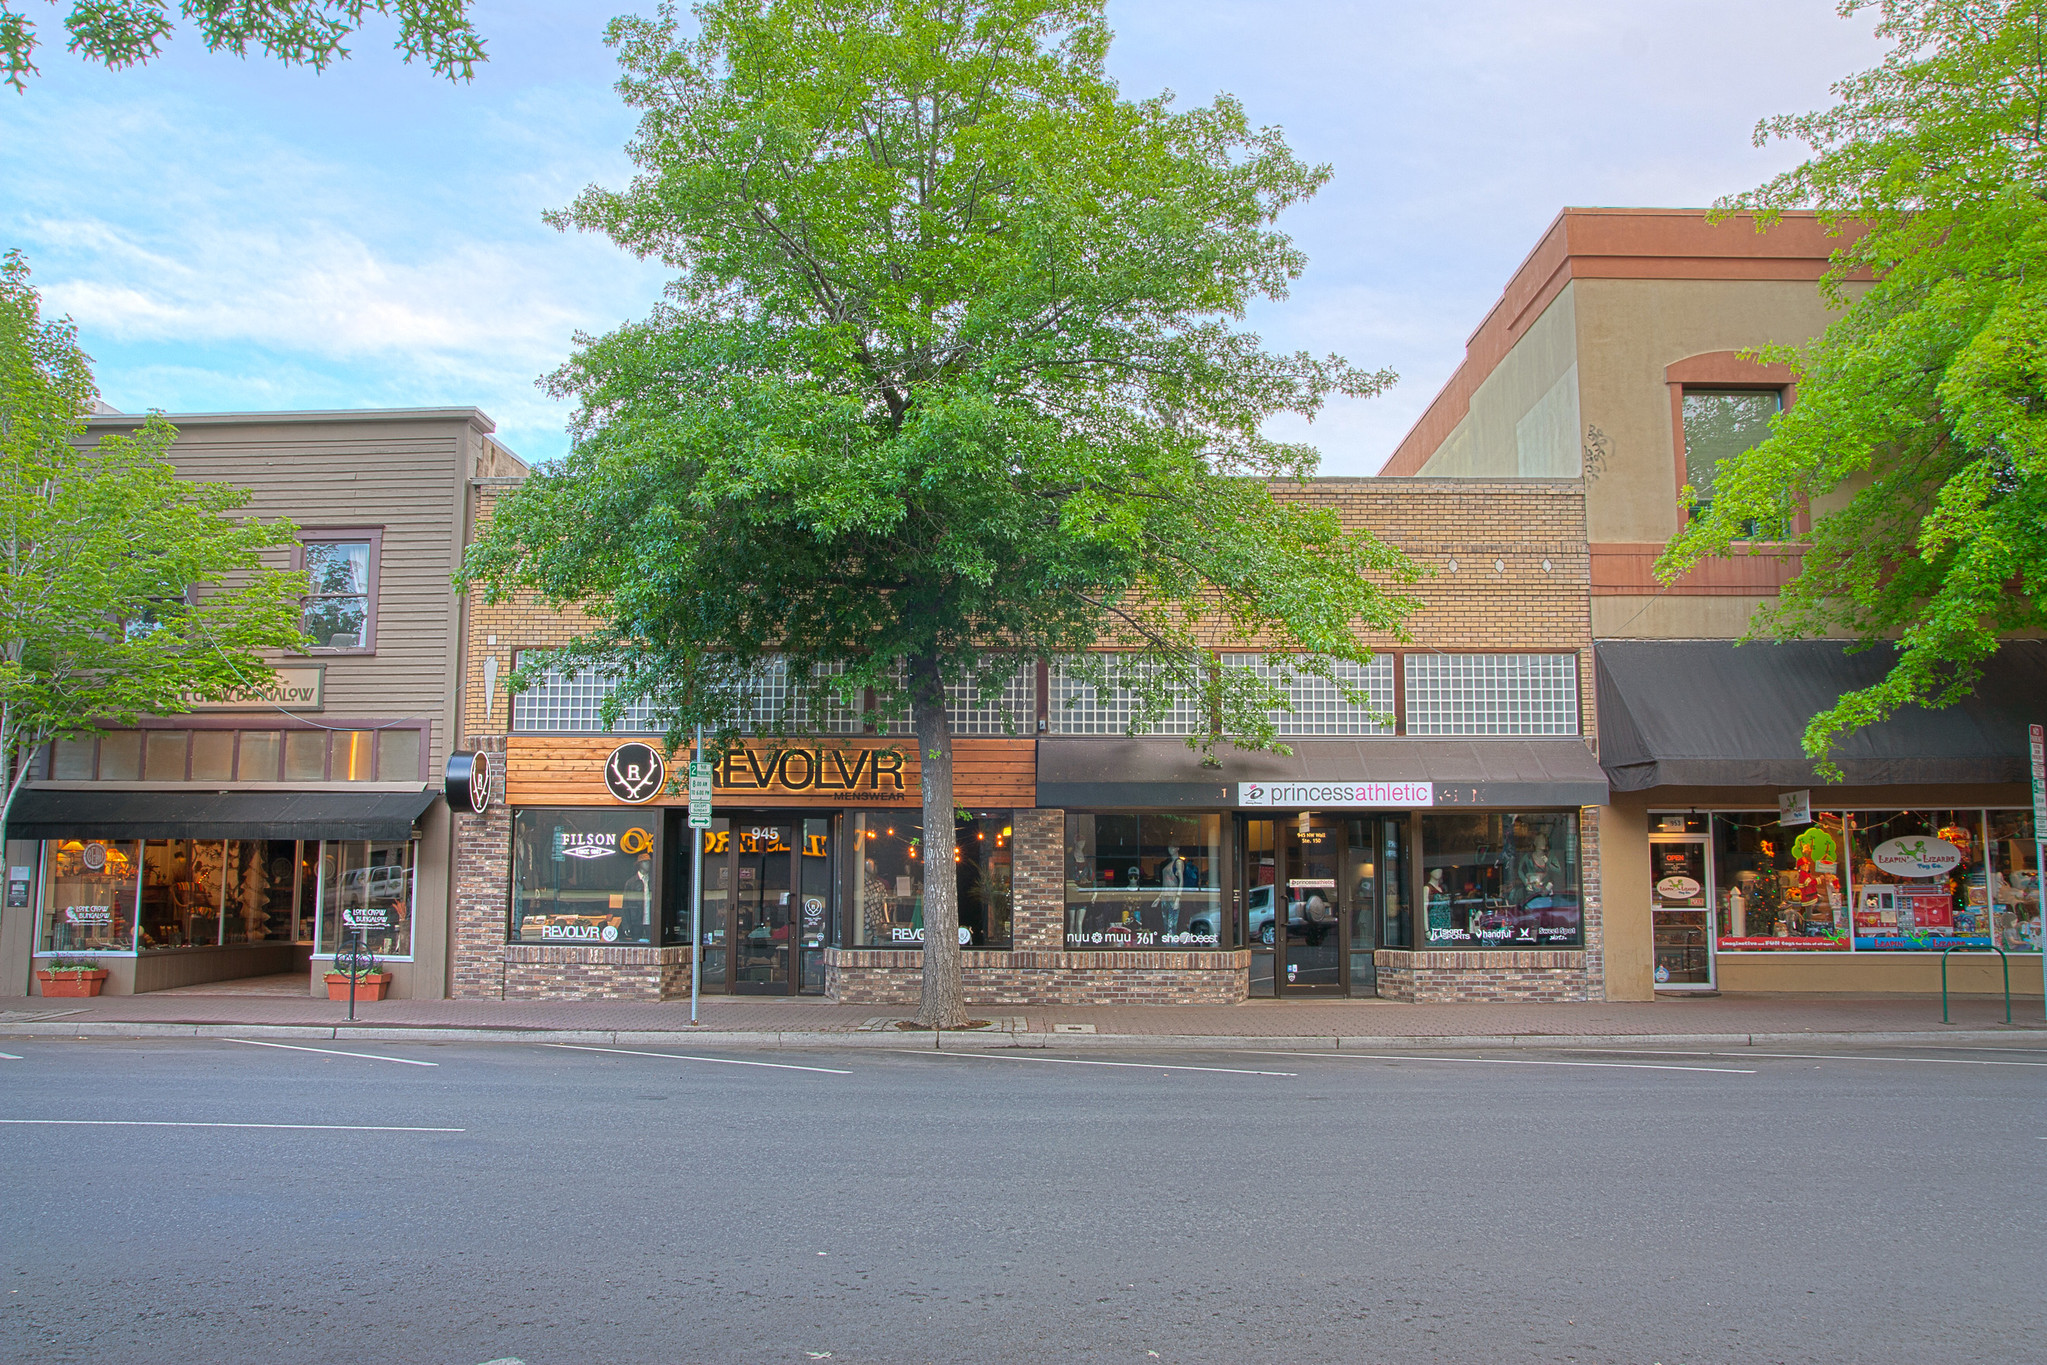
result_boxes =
[1048,656,1203,736]
[510,666,660,734]
[946,663,1037,735]
[1221,654,1395,736]
[1403,653,1580,736]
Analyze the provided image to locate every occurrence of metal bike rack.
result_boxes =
[1940,945,2011,1025]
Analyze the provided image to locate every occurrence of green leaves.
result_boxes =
[1664,0,2047,777]
[0,251,310,815]
[469,0,1416,752]
[2,1,486,92]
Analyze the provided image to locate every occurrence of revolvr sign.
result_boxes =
[1237,781,1433,808]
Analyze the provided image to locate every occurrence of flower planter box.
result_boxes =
[324,972,392,1002]
[37,969,109,998]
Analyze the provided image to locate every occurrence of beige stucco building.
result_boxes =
[1383,207,2043,1000]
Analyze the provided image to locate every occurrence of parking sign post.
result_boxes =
[689,726,711,1026]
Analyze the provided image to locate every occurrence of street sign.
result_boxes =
[688,760,714,830]
[2030,723,2045,833]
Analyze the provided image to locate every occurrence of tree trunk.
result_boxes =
[910,656,967,1029]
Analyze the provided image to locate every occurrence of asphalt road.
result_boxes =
[1,1034,2041,1365]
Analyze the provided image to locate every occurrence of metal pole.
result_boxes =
[2037,836,2046,1022]
[347,925,361,1022]
[691,722,703,1028]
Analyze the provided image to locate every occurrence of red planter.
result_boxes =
[324,972,392,1002]
[37,969,108,998]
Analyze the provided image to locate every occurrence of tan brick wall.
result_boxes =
[503,945,692,1002]
[450,734,510,1000]
[823,948,1251,1006]
[1011,808,1065,951]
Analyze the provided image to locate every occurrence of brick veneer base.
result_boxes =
[824,948,1251,1006]
[503,945,693,1002]
[1374,949,1592,1002]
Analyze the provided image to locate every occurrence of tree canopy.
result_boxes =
[462,0,1418,1025]
[2,0,485,92]
[1661,0,2047,777]
[0,250,311,830]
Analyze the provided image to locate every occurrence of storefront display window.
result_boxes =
[139,840,224,948]
[1659,807,2038,956]
[1985,810,2041,953]
[1711,811,1849,952]
[842,813,1014,948]
[319,840,416,958]
[37,840,140,953]
[1063,813,1225,949]
[510,811,655,947]
[1850,811,1990,951]
[1420,812,1581,947]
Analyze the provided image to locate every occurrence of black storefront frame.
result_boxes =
[1236,810,1423,998]
[665,808,835,997]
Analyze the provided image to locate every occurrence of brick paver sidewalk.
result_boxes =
[2,990,2040,1037]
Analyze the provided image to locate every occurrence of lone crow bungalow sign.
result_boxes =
[502,736,921,809]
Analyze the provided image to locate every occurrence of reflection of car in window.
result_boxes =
[1244,886,1340,945]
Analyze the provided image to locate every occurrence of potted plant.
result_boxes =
[37,958,110,998]
[323,955,392,1002]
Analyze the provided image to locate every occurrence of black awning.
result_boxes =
[5,788,440,841]
[1037,737,1608,809]
[1595,639,2047,791]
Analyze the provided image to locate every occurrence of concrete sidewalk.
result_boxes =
[2,989,2042,1050]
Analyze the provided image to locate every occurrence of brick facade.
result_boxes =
[504,945,693,1001]
[1010,807,1065,950]
[823,948,1252,1006]
[450,734,511,1000]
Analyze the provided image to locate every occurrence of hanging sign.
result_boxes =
[605,743,667,804]
[444,750,495,815]
[1870,836,1963,879]
[1778,790,1811,826]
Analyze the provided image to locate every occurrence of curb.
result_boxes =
[1,1020,2042,1051]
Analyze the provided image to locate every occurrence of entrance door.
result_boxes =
[1650,836,1714,989]
[732,820,795,993]
[1278,812,1347,994]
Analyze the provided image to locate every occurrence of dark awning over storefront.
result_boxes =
[1595,639,2047,791]
[5,788,440,841]
[1037,737,1608,809]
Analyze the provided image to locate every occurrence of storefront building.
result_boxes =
[451,477,1615,1004]
[1381,207,2043,998]
[0,408,527,998]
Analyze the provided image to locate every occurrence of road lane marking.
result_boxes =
[1243,1051,1755,1075]
[0,1119,461,1132]
[226,1039,436,1067]
[893,1050,1295,1077]
[0,1052,20,1061]
[542,1043,850,1074]
[1579,1048,2047,1068]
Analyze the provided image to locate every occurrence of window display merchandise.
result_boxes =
[35,837,350,958]
[1653,807,2038,957]
[1064,813,1224,948]
[1420,812,1582,947]
[510,809,656,946]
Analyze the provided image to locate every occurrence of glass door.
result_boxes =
[1650,837,1714,989]
[733,820,795,994]
[1279,812,1347,994]
[796,816,832,994]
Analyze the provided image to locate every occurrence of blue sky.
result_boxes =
[0,1,1887,473]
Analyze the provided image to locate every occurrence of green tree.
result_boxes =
[1661,0,2047,777]
[2,0,485,92]
[462,0,1418,1027]
[0,249,311,833]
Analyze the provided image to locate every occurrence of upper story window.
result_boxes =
[1681,390,1782,536]
[297,532,380,653]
